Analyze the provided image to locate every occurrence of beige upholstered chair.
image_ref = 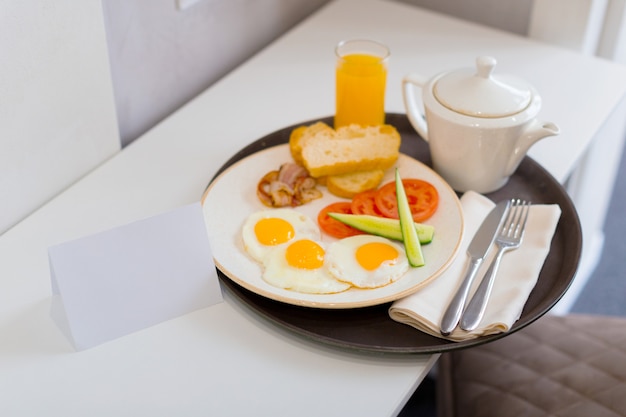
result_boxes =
[437,314,626,417]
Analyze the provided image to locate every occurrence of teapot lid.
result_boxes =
[433,56,532,118]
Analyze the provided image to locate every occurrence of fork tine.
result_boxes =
[519,200,530,237]
[504,199,518,236]
[503,199,530,238]
[512,199,530,239]
[503,198,521,237]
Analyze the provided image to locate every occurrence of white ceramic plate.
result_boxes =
[201,144,464,308]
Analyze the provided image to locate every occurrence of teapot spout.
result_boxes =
[505,120,560,176]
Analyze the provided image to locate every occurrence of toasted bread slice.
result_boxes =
[300,124,401,178]
[326,169,385,199]
[289,122,334,165]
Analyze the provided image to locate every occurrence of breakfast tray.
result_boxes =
[208,113,582,354]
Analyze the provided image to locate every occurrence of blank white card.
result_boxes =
[49,202,222,350]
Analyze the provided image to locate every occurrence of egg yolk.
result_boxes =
[356,242,399,271]
[255,217,295,246]
[285,239,325,270]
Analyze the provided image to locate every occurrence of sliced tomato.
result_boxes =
[350,189,384,216]
[374,179,439,222]
[318,202,363,239]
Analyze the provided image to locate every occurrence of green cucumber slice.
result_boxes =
[327,213,434,244]
[395,169,425,267]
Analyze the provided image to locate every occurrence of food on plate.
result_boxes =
[374,178,439,222]
[326,169,385,199]
[263,122,400,204]
[289,122,397,198]
[240,208,413,294]
[262,238,351,294]
[300,124,400,178]
[317,176,439,240]
[350,189,384,216]
[242,209,350,294]
[318,172,433,268]
[244,132,439,291]
[288,126,308,165]
[317,202,364,239]
[289,122,334,166]
[257,163,322,207]
[327,213,434,244]
[242,209,320,263]
[394,169,425,267]
[326,235,409,288]
[292,122,401,179]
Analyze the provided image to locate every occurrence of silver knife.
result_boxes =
[440,199,511,336]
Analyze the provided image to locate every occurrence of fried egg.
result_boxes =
[242,209,320,263]
[262,238,351,294]
[326,235,409,289]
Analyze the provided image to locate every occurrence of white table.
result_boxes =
[2,0,626,415]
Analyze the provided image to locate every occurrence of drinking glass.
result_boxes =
[335,39,389,129]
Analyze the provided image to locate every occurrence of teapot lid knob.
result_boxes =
[476,56,497,79]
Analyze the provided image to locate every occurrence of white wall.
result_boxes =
[597,0,626,62]
[102,0,330,146]
[1,0,331,235]
[394,0,534,36]
[102,0,540,147]
[5,0,624,239]
[0,1,120,235]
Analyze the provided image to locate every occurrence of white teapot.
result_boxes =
[402,56,559,193]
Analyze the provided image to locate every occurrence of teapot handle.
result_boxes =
[402,73,430,142]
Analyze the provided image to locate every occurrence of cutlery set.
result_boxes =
[441,198,530,336]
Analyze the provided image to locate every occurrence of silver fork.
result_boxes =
[460,199,531,331]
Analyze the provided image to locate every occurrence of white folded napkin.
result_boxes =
[388,191,562,342]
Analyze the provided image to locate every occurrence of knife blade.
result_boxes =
[440,199,511,336]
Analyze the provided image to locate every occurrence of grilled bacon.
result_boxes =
[257,163,322,207]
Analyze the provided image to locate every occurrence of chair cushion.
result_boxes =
[437,314,626,417]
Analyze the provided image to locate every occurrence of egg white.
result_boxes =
[262,239,351,294]
[241,208,320,263]
[326,235,410,289]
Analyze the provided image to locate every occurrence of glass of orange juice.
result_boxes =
[334,39,389,129]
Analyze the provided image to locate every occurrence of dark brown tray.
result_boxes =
[209,113,582,354]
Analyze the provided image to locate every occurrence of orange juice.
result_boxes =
[335,52,388,128]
